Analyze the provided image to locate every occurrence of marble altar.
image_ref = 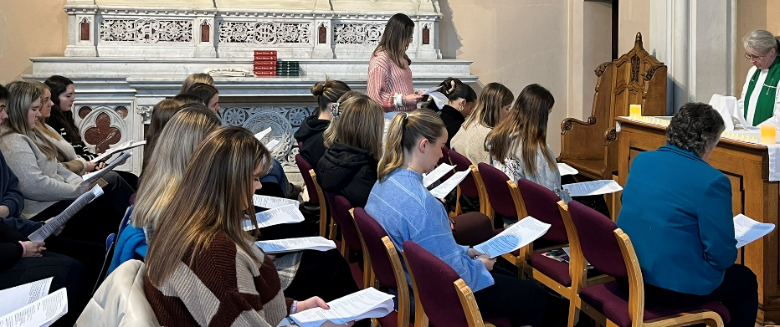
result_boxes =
[27,0,476,178]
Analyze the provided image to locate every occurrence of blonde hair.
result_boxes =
[30,82,61,140]
[378,110,445,181]
[180,73,215,93]
[146,126,272,286]
[463,83,514,130]
[1,81,58,160]
[486,84,556,177]
[743,30,780,56]
[132,107,221,233]
[322,94,385,159]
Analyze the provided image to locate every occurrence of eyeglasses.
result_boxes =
[745,53,768,60]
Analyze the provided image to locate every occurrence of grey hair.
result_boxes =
[743,30,780,56]
[665,102,725,158]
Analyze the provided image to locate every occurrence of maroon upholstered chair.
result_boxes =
[448,150,490,218]
[567,200,729,327]
[477,163,528,270]
[352,208,412,327]
[402,240,511,327]
[325,193,363,257]
[294,154,330,238]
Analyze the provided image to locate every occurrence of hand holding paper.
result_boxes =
[28,185,104,242]
[289,288,394,327]
[80,152,132,188]
[473,217,551,258]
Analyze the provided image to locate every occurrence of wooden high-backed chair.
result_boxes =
[559,32,667,180]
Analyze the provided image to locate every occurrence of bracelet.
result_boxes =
[18,241,26,257]
[393,93,404,109]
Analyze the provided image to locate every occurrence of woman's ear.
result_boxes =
[418,137,429,153]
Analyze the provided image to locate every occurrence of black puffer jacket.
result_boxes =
[315,142,378,208]
[294,115,330,166]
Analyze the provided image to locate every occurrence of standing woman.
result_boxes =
[294,79,351,166]
[316,94,384,208]
[144,127,351,327]
[451,82,514,165]
[426,77,477,148]
[365,109,547,327]
[44,75,138,190]
[367,13,422,112]
[738,30,780,127]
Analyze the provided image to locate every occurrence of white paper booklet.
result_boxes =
[266,139,281,151]
[253,195,299,209]
[429,169,470,199]
[256,237,336,254]
[422,163,455,187]
[255,127,272,142]
[244,204,305,231]
[557,163,578,176]
[80,152,132,188]
[0,288,68,327]
[0,278,53,317]
[28,185,104,242]
[734,214,776,248]
[563,180,623,197]
[473,217,551,258]
[89,140,145,163]
[290,288,395,327]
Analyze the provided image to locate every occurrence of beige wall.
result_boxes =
[617,0,650,56]
[0,0,68,85]
[582,2,613,119]
[735,0,779,96]
[439,0,569,153]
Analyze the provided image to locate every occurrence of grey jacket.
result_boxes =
[0,132,84,218]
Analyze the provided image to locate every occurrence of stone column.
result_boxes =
[64,0,98,57]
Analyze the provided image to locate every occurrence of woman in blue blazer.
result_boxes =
[617,102,758,327]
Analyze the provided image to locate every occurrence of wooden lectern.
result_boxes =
[559,33,667,180]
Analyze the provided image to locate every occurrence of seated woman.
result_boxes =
[180,73,214,94]
[316,94,384,208]
[145,127,354,327]
[737,30,780,127]
[426,77,476,148]
[451,82,514,165]
[295,79,351,166]
[0,81,132,244]
[365,109,547,327]
[142,99,183,169]
[185,83,221,114]
[44,75,138,190]
[617,103,758,327]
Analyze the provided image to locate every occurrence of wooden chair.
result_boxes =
[559,32,667,180]
[325,193,363,259]
[563,200,729,327]
[402,240,511,327]
[447,149,491,220]
[294,154,332,239]
[352,208,411,327]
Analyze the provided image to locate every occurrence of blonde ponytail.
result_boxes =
[377,110,446,181]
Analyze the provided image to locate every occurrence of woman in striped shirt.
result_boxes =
[367,13,423,112]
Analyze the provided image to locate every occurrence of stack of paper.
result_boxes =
[562,180,623,197]
[243,204,305,231]
[734,214,776,248]
[289,288,395,327]
[90,140,145,163]
[28,185,104,242]
[80,152,132,188]
[0,279,68,327]
[256,237,336,254]
[473,217,551,258]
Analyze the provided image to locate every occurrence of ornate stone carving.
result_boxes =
[78,106,127,153]
[99,18,193,43]
[136,105,153,124]
[333,23,384,45]
[218,22,311,44]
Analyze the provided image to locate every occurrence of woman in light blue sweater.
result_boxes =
[365,109,547,327]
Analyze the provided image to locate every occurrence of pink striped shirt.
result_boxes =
[367,51,416,112]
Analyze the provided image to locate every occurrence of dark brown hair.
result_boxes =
[463,83,514,129]
[373,13,415,68]
[44,75,82,144]
[311,79,351,116]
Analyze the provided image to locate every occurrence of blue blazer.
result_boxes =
[617,145,737,295]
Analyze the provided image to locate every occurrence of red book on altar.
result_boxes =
[254,71,277,76]
[253,61,276,67]
[253,66,277,71]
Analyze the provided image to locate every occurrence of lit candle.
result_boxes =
[629,104,641,118]
[760,125,777,145]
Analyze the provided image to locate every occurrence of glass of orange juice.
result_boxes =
[629,104,641,118]
[760,125,777,145]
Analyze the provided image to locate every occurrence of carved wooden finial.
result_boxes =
[635,32,644,50]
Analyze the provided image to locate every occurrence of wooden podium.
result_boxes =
[616,117,780,325]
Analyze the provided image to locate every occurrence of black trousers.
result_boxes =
[474,267,547,327]
[283,249,370,327]
[0,252,86,327]
[618,264,758,327]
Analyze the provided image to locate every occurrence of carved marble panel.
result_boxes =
[100,18,194,43]
[77,105,129,154]
[218,22,311,44]
[333,23,385,45]
[220,105,315,166]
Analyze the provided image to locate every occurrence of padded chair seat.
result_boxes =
[484,316,512,327]
[376,311,414,327]
[526,253,571,287]
[579,281,731,327]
